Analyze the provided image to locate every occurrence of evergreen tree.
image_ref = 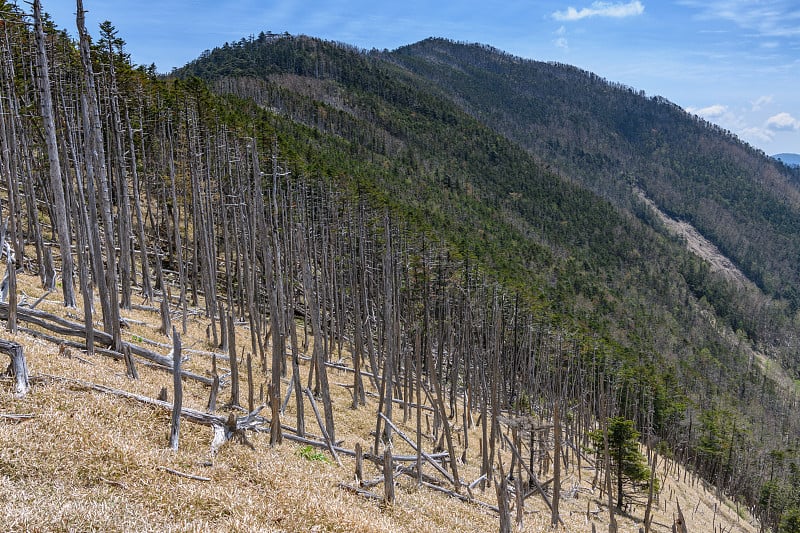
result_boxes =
[590,417,654,510]
[781,508,800,533]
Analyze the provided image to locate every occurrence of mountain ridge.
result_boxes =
[173,34,800,527]
[388,38,800,309]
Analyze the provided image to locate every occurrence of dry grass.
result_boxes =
[0,272,759,532]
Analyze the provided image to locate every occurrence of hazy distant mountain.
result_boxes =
[773,152,800,167]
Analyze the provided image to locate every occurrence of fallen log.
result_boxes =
[38,373,262,432]
[18,326,212,385]
[379,412,456,487]
[0,303,175,368]
[419,480,500,513]
[305,387,342,466]
[501,431,563,525]
[38,373,266,455]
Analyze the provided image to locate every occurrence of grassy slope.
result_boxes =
[0,272,757,532]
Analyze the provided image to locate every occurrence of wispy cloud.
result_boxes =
[740,126,775,144]
[687,104,728,118]
[766,112,800,131]
[693,109,800,148]
[751,95,773,111]
[553,25,569,49]
[679,1,800,38]
[553,1,644,21]
[686,104,772,144]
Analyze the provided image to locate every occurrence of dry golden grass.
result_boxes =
[0,272,759,532]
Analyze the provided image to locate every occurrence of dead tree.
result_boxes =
[169,328,182,450]
[299,220,335,444]
[76,0,122,351]
[33,0,75,307]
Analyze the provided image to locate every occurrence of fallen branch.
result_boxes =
[23,289,51,310]
[131,332,229,362]
[379,412,456,487]
[304,387,342,466]
[338,482,382,502]
[99,476,127,489]
[0,412,35,421]
[157,466,211,482]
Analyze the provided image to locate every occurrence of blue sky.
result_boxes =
[42,0,800,155]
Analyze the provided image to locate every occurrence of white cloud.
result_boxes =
[766,112,800,131]
[553,25,569,49]
[553,1,644,21]
[740,126,775,144]
[685,103,800,151]
[751,95,773,111]
[687,104,728,118]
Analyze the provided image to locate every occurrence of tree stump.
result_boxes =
[1,339,28,397]
[355,442,364,484]
[383,448,395,504]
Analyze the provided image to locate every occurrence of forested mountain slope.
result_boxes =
[389,38,800,349]
[176,34,800,527]
[1,1,799,528]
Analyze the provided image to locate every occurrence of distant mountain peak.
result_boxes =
[773,153,800,167]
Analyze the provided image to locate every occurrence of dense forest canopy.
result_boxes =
[3,2,800,529]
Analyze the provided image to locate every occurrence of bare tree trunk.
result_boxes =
[103,31,132,310]
[299,222,335,444]
[552,400,562,527]
[644,450,657,532]
[76,0,121,351]
[496,457,512,533]
[34,0,75,308]
[0,26,23,266]
[169,327,182,450]
[228,313,240,407]
[5,256,16,333]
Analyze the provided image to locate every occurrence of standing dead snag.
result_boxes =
[552,400,562,527]
[33,0,76,308]
[1,339,28,397]
[76,0,122,352]
[495,457,512,533]
[169,328,182,450]
[5,255,16,334]
[227,313,240,407]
